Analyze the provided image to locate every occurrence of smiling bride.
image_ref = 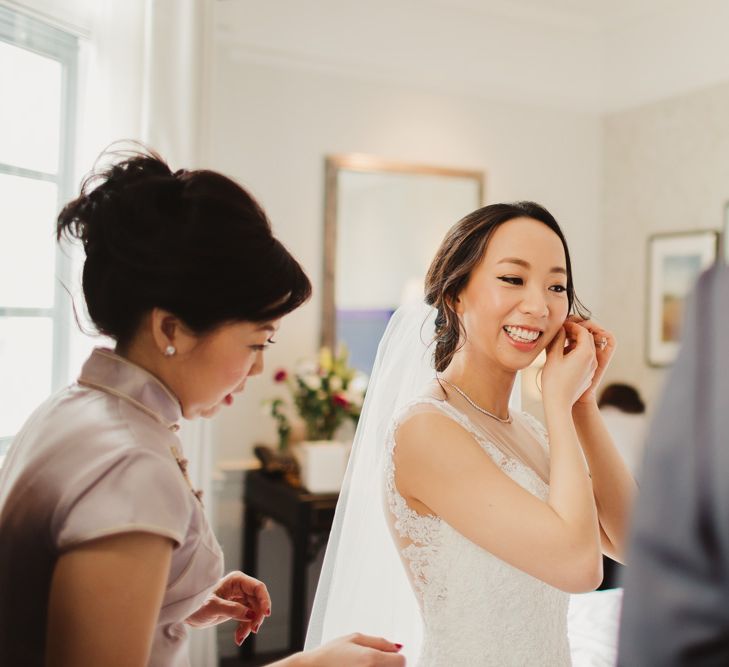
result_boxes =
[307,202,636,666]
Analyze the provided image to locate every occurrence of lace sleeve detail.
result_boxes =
[384,397,511,544]
[383,399,552,609]
[383,399,442,545]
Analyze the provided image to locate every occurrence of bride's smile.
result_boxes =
[452,216,570,377]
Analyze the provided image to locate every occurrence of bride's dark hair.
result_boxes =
[424,201,589,372]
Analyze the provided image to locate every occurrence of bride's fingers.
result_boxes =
[564,320,594,347]
[583,324,615,354]
[546,327,567,358]
[562,322,599,360]
[567,317,600,334]
[567,317,615,348]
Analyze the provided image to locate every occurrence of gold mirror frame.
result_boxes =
[322,153,485,349]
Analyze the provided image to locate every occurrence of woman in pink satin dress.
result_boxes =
[0,149,404,667]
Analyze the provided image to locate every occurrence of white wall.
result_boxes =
[205,50,603,463]
[601,0,729,112]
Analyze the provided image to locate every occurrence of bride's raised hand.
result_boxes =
[566,317,616,406]
[541,321,598,410]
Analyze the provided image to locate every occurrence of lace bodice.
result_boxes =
[384,397,571,666]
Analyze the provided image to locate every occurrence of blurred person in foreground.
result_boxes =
[618,261,729,665]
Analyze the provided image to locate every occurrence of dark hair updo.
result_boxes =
[57,147,312,346]
[598,383,645,414]
[424,201,588,372]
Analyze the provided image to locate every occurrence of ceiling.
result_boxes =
[421,0,677,30]
[215,0,729,113]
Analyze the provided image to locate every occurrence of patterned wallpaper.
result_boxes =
[601,80,729,409]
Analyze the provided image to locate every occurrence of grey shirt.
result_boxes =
[0,348,223,666]
[618,264,729,665]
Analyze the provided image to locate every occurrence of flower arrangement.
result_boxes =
[266,346,366,450]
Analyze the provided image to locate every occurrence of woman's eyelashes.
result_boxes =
[249,338,277,352]
[497,275,567,293]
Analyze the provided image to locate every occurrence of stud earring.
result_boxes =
[164,345,176,357]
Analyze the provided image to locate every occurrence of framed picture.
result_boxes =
[646,230,719,366]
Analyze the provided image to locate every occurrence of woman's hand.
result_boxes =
[566,317,616,406]
[186,571,271,646]
[293,633,405,667]
[541,321,598,410]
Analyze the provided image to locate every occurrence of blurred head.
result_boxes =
[424,201,588,373]
[598,383,645,414]
[58,147,312,417]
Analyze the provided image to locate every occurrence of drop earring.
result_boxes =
[164,345,176,357]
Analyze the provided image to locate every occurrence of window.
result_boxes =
[0,7,78,456]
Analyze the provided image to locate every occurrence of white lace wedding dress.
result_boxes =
[385,396,572,666]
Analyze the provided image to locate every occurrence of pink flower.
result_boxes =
[332,392,350,408]
[273,369,288,383]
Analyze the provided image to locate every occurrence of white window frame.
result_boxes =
[0,5,78,454]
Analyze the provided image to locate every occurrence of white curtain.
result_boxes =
[9,1,218,664]
[141,2,217,664]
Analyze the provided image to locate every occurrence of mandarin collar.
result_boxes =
[78,347,182,431]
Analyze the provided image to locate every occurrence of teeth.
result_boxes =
[504,326,540,342]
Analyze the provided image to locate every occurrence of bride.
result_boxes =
[306,202,636,665]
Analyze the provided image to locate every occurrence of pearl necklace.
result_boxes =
[439,378,513,424]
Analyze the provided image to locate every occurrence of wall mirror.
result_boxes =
[322,154,484,373]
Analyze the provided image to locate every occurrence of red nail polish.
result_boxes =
[395,643,403,650]
[245,609,256,620]
[265,607,271,616]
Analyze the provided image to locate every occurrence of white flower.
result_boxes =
[296,360,318,376]
[329,376,343,392]
[350,372,369,394]
[343,390,362,407]
[303,374,322,391]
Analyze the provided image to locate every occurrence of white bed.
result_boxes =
[568,588,623,666]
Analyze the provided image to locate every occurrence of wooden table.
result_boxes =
[239,470,338,661]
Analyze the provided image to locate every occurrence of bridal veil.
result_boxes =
[306,298,520,662]
[305,301,437,662]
